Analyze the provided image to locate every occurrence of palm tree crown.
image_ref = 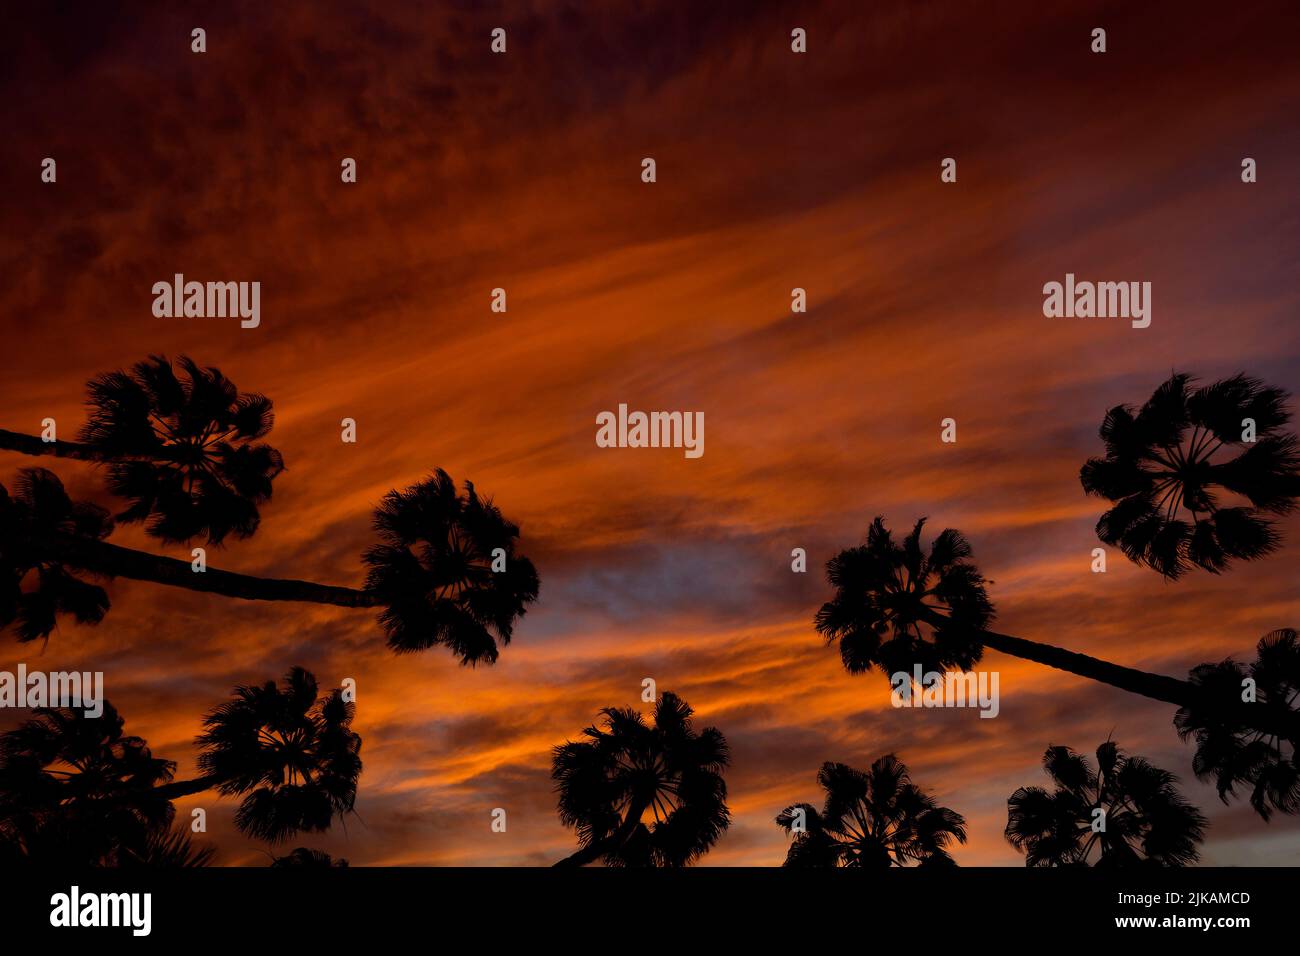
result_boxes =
[0,668,357,862]
[1081,372,1300,578]
[552,692,730,866]
[0,702,183,865]
[124,825,215,867]
[815,516,994,675]
[1006,741,1206,867]
[1175,628,1300,820]
[196,667,362,842]
[0,468,112,642]
[776,755,967,867]
[80,355,285,544]
[363,469,540,662]
[270,847,348,867]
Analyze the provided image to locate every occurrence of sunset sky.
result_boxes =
[2,0,1299,866]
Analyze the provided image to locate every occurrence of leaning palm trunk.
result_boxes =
[91,773,222,810]
[923,612,1300,741]
[146,775,225,801]
[65,667,362,844]
[820,518,1300,749]
[0,428,248,468]
[5,466,538,662]
[0,428,120,462]
[553,796,651,867]
[26,531,376,607]
[932,615,1190,705]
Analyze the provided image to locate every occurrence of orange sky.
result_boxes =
[2,0,1299,865]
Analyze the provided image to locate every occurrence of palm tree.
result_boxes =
[1081,372,1300,578]
[0,816,215,867]
[1006,741,1206,867]
[552,692,730,866]
[816,517,1299,743]
[1175,628,1300,820]
[167,667,362,843]
[126,825,216,867]
[817,516,993,678]
[1,468,539,662]
[270,847,348,867]
[0,355,285,545]
[362,469,540,661]
[776,755,966,867]
[0,667,359,863]
[820,516,1186,701]
[0,467,112,642]
[0,702,190,866]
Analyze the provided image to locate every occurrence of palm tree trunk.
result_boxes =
[553,837,613,868]
[554,796,651,867]
[921,611,1299,740]
[29,531,378,608]
[974,627,1191,705]
[148,775,224,801]
[917,609,1191,704]
[0,428,114,462]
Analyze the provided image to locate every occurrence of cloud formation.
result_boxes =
[1,0,1298,866]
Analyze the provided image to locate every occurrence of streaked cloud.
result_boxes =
[1,0,1298,866]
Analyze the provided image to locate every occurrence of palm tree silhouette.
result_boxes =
[1006,741,1206,866]
[817,517,992,677]
[166,667,362,842]
[119,827,215,868]
[362,469,540,661]
[0,702,208,866]
[1176,628,1300,820]
[270,847,348,867]
[1,817,215,867]
[1,467,539,662]
[126,824,216,867]
[0,355,285,545]
[0,467,112,642]
[1081,373,1300,578]
[0,667,359,863]
[552,692,729,866]
[817,517,1299,744]
[775,755,966,867]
